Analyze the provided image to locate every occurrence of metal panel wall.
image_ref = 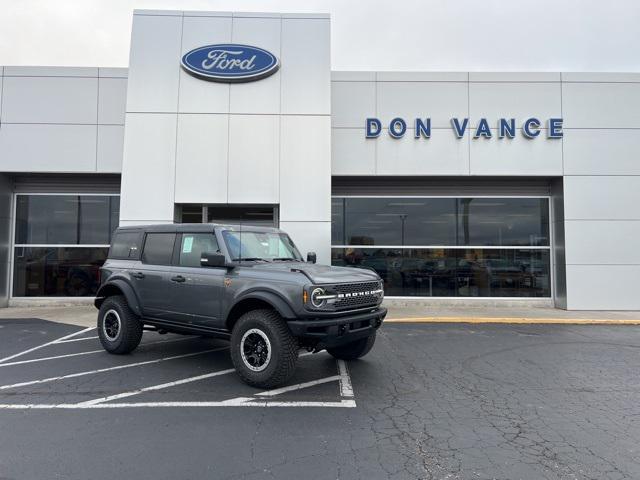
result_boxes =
[0,66,127,174]
[121,10,332,263]
[331,71,640,309]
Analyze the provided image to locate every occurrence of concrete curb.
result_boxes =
[384,317,640,325]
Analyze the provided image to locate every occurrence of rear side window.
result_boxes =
[179,233,220,267]
[109,231,142,259]
[142,233,176,265]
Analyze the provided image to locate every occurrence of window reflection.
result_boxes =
[331,197,549,247]
[13,247,108,297]
[332,248,550,297]
[15,195,120,245]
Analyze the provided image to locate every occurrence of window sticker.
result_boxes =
[182,236,194,253]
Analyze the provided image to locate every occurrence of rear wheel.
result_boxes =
[230,309,299,388]
[327,333,376,360]
[98,295,143,354]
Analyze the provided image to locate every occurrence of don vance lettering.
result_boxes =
[365,117,563,139]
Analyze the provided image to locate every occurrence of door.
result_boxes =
[134,232,176,320]
[167,232,226,329]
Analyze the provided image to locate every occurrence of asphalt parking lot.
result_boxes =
[1,318,640,480]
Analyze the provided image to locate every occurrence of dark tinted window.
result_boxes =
[141,233,176,265]
[109,232,142,259]
[207,205,276,227]
[332,248,550,297]
[457,198,549,246]
[13,247,108,297]
[331,197,549,247]
[333,198,458,246]
[179,233,219,267]
[15,195,120,245]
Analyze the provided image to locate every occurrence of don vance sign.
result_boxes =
[365,117,563,139]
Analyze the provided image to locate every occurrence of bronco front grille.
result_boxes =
[333,281,382,310]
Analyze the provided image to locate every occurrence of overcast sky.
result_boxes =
[1,0,639,71]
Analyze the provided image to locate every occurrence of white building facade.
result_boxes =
[0,9,639,310]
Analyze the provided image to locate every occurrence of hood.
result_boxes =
[249,262,380,284]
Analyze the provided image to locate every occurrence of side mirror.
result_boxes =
[201,252,228,268]
[306,252,317,264]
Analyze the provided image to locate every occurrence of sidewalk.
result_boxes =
[384,302,640,324]
[1,303,640,327]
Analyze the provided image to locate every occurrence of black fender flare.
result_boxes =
[226,290,297,323]
[94,279,143,317]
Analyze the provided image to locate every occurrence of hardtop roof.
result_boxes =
[115,223,283,234]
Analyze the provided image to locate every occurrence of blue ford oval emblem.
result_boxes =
[181,44,279,83]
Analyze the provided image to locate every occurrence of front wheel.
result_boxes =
[327,333,376,360]
[230,309,299,388]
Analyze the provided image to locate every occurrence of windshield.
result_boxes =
[222,230,303,262]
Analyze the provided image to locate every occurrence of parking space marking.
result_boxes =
[55,336,100,344]
[78,368,237,406]
[0,336,200,368]
[0,327,95,365]
[337,360,354,397]
[256,375,342,397]
[0,349,107,367]
[0,400,357,409]
[0,346,229,391]
[0,334,357,409]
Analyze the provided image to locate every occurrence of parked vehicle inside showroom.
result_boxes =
[94,224,386,388]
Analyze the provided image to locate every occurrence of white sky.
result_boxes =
[1,0,640,71]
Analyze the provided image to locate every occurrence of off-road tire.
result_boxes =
[327,333,376,360]
[230,309,299,388]
[98,295,143,354]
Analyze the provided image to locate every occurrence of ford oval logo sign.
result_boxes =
[181,44,279,83]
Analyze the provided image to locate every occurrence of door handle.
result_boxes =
[171,275,186,283]
[131,272,145,279]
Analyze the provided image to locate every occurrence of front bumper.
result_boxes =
[287,307,387,348]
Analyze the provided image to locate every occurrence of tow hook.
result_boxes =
[339,324,347,335]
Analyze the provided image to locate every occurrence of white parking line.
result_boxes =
[0,400,357,409]
[255,375,342,397]
[0,349,107,367]
[0,338,358,409]
[0,347,229,391]
[337,360,354,397]
[78,368,236,406]
[0,336,202,368]
[55,336,100,344]
[0,327,95,365]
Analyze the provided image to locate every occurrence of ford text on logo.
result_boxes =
[365,117,563,139]
[181,44,279,83]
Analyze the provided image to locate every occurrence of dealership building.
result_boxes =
[0,9,639,310]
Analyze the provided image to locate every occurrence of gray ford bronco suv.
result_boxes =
[95,224,386,388]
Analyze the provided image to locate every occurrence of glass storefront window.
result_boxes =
[333,197,457,246]
[13,247,109,297]
[331,196,552,298]
[13,194,120,297]
[457,198,549,246]
[332,197,549,247]
[331,248,551,297]
[15,195,120,245]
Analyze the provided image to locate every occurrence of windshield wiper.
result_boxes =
[272,257,299,261]
[232,257,270,262]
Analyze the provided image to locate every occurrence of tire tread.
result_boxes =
[98,295,143,355]
[231,309,298,388]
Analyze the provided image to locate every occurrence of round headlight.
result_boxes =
[310,287,326,308]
